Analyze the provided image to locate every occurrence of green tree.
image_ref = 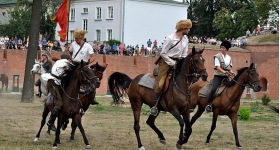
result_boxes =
[0,0,66,41]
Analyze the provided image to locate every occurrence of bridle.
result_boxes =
[173,53,206,96]
[231,68,260,89]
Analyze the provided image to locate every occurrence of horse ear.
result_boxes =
[192,46,196,55]
[250,63,256,69]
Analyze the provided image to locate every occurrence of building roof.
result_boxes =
[0,15,9,25]
[0,0,17,5]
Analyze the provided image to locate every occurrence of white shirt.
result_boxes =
[42,59,70,85]
[214,52,231,67]
[69,42,94,62]
[160,34,188,66]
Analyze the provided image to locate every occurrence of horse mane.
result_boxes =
[226,66,249,87]
[61,61,80,87]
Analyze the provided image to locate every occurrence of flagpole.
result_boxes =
[66,0,70,43]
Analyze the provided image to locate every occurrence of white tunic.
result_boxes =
[69,42,94,62]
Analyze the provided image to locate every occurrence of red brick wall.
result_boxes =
[0,45,278,99]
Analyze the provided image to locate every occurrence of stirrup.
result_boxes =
[150,106,158,116]
[205,105,212,112]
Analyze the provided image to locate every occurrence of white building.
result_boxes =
[56,0,189,46]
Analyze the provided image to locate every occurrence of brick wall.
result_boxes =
[0,45,278,99]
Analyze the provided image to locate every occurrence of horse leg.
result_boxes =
[190,104,204,126]
[131,104,146,150]
[229,113,242,149]
[146,112,166,144]
[70,120,77,141]
[34,106,50,141]
[182,110,192,145]
[205,112,218,145]
[53,117,63,148]
[170,109,185,150]
[73,115,91,149]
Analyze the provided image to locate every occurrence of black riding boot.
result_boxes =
[150,93,160,116]
[47,108,58,132]
[35,92,42,98]
[91,98,99,105]
[205,98,212,112]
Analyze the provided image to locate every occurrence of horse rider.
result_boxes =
[150,19,192,116]
[69,29,99,105]
[46,52,72,131]
[35,52,52,97]
[205,40,234,112]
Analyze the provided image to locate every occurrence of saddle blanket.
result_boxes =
[199,83,226,98]
[138,73,155,89]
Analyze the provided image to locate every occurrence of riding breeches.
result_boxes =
[207,75,227,103]
[46,80,62,110]
[155,58,170,94]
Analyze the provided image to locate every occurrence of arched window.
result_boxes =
[260,78,267,91]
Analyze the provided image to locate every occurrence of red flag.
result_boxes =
[52,0,69,42]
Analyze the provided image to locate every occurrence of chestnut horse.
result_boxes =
[34,62,107,143]
[189,63,261,149]
[108,47,208,150]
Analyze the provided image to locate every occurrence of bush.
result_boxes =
[238,107,251,120]
[250,101,263,112]
[261,94,271,105]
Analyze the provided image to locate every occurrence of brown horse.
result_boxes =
[51,60,97,149]
[189,63,261,149]
[0,73,8,92]
[34,62,107,142]
[108,47,208,150]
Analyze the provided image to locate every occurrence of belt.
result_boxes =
[214,68,230,71]
[50,73,60,79]
[169,57,179,61]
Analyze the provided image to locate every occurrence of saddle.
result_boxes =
[138,69,172,93]
[199,78,230,98]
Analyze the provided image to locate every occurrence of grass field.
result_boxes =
[0,94,278,150]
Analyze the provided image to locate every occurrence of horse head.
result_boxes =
[90,62,108,88]
[189,47,208,81]
[246,63,262,92]
[30,59,45,75]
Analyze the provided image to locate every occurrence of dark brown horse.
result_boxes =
[189,63,261,149]
[51,60,97,149]
[0,74,8,92]
[34,62,107,143]
[108,47,208,150]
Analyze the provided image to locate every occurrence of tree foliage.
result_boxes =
[0,0,64,41]
[187,0,277,39]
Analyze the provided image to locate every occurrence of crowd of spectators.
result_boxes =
[0,35,29,50]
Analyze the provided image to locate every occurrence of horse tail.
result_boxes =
[108,72,132,104]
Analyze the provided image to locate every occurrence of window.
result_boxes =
[70,30,74,42]
[96,7,101,20]
[107,6,113,19]
[83,8,88,13]
[246,87,251,94]
[83,19,88,31]
[70,8,75,21]
[107,29,112,40]
[96,30,101,42]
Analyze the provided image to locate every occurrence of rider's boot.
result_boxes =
[91,98,99,105]
[205,99,212,113]
[47,108,58,132]
[35,92,41,98]
[150,93,160,116]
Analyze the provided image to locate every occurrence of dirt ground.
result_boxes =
[0,93,278,150]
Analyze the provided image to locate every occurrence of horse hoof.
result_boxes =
[205,142,210,145]
[176,143,182,149]
[237,146,243,150]
[85,145,91,149]
[159,139,166,145]
[52,146,57,149]
[34,137,39,142]
[138,146,146,150]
